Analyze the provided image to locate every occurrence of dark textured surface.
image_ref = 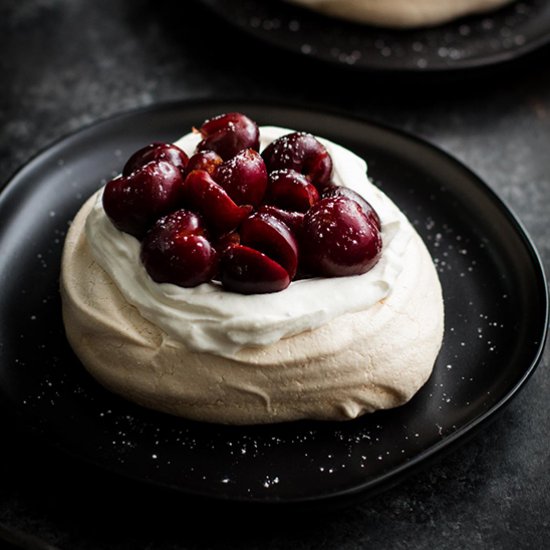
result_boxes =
[0,0,549,549]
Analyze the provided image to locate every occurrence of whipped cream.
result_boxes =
[85,126,412,358]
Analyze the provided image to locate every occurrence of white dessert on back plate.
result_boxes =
[61,125,444,424]
[286,0,515,28]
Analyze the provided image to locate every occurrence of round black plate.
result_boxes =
[198,0,550,71]
[0,100,547,506]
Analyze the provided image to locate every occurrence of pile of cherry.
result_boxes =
[103,113,382,294]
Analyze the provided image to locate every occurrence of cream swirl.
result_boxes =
[84,127,412,358]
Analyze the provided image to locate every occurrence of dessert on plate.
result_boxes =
[285,0,515,28]
[60,112,444,424]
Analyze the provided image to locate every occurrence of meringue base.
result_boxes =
[286,0,514,28]
[61,195,444,425]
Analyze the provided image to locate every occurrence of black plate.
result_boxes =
[198,0,550,71]
[0,100,547,506]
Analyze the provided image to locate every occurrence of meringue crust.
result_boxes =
[286,0,514,28]
[61,195,444,425]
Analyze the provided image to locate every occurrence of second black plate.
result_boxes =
[199,0,550,71]
[0,100,547,506]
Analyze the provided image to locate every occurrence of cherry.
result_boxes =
[183,150,223,179]
[103,160,183,239]
[322,184,381,230]
[106,114,386,295]
[239,212,298,279]
[261,132,332,191]
[265,169,319,213]
[300,196,382,277]
[122,143,189,177]
[181,170,252,235]
[213,230,240,254]
[214,149,268,207]
[197,112,260,160]
[220,245,290,294]
[257,205,304,235]
[141,209,218,287]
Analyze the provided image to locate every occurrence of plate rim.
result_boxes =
[0,97,548,505]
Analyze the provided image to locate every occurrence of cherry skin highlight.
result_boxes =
[123,143,189,177]
[220,244,290,294]
[322,184,381,231]
[300,196,382,277]
[239,212,299,279]
[257,205,304,235]
[181,170,252,236]
[141,209,218,287]
[214,149,268,207]
[197,112,260,160]
[261,132,333,191]
[103,160,183,240]
[265,169,320,213]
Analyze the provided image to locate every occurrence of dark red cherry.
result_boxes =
[265,169,319,213]
[183,150,223,179]
[214,149,267,207]
[257,205,304,235]
[239,212,298,279]
[141,209,218,287]
[213,230,240,254]
[261,132,332,191]
[220,245,290,294]
[103,160,183,239]
[300,196,382,277]
[322,184,381,230]
[181,170,252,235]
[123,143,189,177]
[197,112,260,160]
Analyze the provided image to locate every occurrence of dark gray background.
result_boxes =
[0,1,549,548]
